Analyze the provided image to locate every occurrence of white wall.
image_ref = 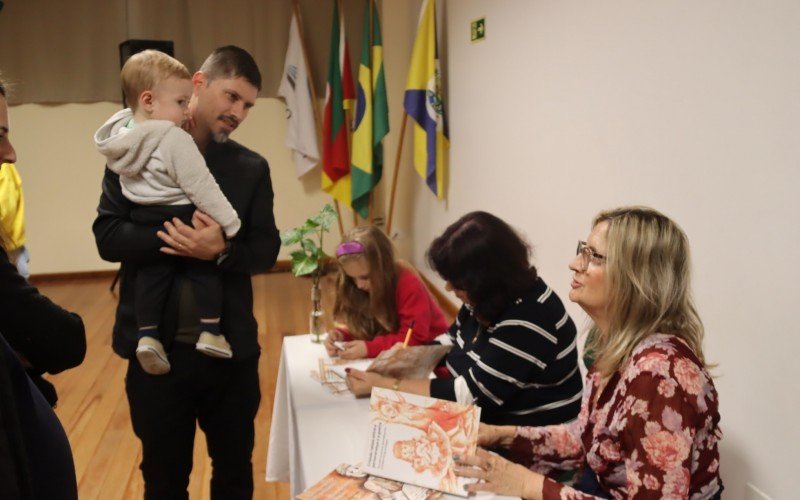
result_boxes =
[407,1,799,498]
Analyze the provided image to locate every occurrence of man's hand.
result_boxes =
[157,210,225,261]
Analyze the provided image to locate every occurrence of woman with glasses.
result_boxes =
[455,206,723,499]
[347,211,583,428]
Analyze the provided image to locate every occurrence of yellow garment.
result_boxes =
[0,163,26,250]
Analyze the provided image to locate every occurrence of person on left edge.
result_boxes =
[0,162,29,279]
[0,74,86,500]
[93,46,280,499]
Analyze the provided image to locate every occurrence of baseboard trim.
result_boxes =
[29,259,296,285]
[29,269,118,285]
[269,260,292,273]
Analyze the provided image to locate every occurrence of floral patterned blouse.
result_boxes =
[509,334,722,499]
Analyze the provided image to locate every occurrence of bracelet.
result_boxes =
[392,378,402,391]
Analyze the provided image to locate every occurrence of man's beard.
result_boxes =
[212,130,230,143]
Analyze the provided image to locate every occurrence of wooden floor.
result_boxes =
[40,271,338,500]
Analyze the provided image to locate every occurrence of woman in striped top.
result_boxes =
[347,212,583,427]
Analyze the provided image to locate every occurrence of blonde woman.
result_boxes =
[325,225,448,359]
[456,207,723,499]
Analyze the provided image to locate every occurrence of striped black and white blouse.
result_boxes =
[430,278,583,427]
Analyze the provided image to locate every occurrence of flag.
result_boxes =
[278,11,320,178]
[351,0,389,218]
[403,0,449,199]
[322,0,356,207]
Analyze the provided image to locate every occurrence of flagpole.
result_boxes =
[386,112,409,236]
[294,0,345,238]
[368,191,375,225]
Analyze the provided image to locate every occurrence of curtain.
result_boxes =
[0,0,366,104]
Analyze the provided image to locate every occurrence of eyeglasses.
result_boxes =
[576,241,606,272]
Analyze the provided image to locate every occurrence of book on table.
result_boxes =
[361,388,480,497]
[296,462,442,499]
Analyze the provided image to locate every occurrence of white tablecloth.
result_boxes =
[265,334,517,499]
[265,334,371,498]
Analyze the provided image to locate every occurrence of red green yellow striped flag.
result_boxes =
[322,0,356,206]
[351,0,389,218]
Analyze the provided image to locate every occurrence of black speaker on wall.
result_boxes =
[118,39,175,106]
[119,39,174,67]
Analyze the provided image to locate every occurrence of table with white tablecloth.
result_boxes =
[265,334,369,498]
[265,334,516,499]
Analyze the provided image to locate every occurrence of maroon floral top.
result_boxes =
[509,334,722,499]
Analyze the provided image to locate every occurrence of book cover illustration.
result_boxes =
[362,388,480,497]
[297,463,442,499]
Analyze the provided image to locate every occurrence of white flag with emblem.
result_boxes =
[278,12,319,177]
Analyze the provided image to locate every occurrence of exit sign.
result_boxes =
[471,17,486,42]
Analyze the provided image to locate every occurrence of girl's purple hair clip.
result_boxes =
[336,241,365,257]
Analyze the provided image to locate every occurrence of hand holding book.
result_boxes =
[454,449,544,499]
[362,388,481,497]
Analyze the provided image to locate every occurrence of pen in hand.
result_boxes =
[401,320,416,348]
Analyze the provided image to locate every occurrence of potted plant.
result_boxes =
[280,204,338,343]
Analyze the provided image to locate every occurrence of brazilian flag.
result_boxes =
[351,0,389,218]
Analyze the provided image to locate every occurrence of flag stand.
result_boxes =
[386,112,409,236]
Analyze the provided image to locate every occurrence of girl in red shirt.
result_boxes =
[324,225,449,359]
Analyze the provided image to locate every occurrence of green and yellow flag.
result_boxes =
[351,0,389,218]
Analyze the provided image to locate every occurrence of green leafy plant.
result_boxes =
[280,203,338,280]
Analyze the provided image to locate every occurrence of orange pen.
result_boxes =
[401,320,416,348]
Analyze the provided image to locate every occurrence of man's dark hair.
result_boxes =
[199,45,262,91]
[427,211,538,324]
[0,76,7,97]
